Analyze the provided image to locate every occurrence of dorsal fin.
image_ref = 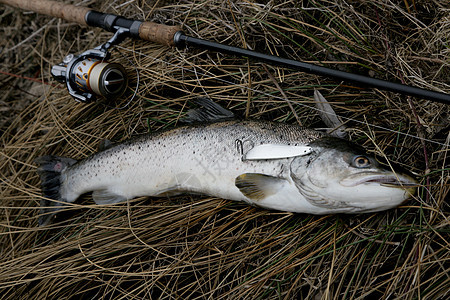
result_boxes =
[183,97,235,124]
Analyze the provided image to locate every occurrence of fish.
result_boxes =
[35,98,417,226]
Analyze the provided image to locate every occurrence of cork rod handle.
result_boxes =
[139,21,181,47]
[0,0,90,25]
[0,0,182,46]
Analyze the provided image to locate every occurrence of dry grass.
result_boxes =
[1,0,449,299]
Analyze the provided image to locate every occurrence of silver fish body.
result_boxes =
[36,117,416,226]
[61,120,324,209]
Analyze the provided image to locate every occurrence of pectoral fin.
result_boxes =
[313,89,347,138]
[244,144,312,160]
[235,173,286,201]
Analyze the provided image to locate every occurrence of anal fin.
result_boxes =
[92,190,127,205]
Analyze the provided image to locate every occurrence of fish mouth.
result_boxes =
[340,172,417,188]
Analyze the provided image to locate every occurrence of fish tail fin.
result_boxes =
[34,155,77,226]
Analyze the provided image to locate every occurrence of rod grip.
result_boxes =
[0,0,90,25]
[138,21,182,46]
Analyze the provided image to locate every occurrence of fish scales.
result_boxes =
[61,120,324,204]
[35,99,416,226]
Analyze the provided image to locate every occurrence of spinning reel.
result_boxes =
[51,26,131,103]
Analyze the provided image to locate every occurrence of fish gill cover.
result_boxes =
[0,0,448,299]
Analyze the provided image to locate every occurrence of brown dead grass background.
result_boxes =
[0,0,449,299]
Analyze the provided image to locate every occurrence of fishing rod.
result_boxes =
[2,0,449,104]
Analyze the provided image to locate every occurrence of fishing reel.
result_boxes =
[51,50,127,102]
[51,29,130,103]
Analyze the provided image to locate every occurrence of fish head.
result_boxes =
[290,137,417,213]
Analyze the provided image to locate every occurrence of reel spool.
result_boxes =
[73,58,126,99]
[51,49,128,103]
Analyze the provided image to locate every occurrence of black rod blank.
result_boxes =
[174,33,450,105]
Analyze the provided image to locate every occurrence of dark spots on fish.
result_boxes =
[306,157,313,167]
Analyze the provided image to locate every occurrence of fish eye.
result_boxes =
[352,155,371,168]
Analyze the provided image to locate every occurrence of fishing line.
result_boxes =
[116,45,449,148]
